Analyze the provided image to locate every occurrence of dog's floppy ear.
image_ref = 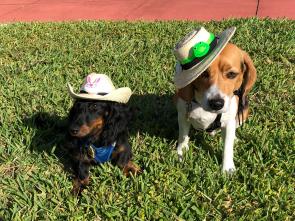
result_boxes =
[177,84,194,102]
[100,103,133,146]
[242,51,257,96]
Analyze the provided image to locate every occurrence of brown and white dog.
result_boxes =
[175,43,256,173]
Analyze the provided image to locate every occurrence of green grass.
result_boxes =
[0,18,294,220]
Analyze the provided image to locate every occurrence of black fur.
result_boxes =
[65,99,135,194]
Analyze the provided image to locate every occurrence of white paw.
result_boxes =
[177,144,189,161]
[222,163,236,174]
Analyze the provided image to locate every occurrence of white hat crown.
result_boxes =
[174,27,213,62]
[80,73,115,95]
[68,73,132,103]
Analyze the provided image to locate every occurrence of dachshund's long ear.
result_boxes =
[100,103,132,145]
[177,84,194,102]
[242,51,257,96]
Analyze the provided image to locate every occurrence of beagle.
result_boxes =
[175,43,257,173]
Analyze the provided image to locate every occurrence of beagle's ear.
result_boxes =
[242,51,257,95]
[177,84,194,102]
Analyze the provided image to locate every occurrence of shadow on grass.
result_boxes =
[130,94,222,162]
[129,93,178,139]
[23,111,72,173]
[23,93,219,169]
[22,93,178,170]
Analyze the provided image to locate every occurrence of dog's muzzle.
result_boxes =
[208,97,224,110]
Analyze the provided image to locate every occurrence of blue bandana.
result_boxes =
[86,143,115,164]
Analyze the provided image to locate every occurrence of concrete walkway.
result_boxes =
[0,0,294,22]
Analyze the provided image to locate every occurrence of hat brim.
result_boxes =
[67,83,132,104]
[174,27,236,89]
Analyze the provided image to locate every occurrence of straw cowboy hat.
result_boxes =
[173,26,236,89]
[67,73,132,103]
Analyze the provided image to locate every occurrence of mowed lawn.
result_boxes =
[0,19,294,220]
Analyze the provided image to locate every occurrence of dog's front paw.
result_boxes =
[71,176,90,196]
[177,144,189,162]
[72,179,82,196]
[222,163,236,174]
[123,161,142,176]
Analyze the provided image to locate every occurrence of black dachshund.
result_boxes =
[65,99,141,195]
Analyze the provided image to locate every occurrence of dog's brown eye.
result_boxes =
[226,72,238,79]
[89,103,97,111]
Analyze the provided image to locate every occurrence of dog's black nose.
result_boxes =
[208,98,224,110]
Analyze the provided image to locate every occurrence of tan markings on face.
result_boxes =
[75,117,104,138]
[75,124,91,137]
[88,117,104,131]
[192,43,244,97]
[88,117,104,139]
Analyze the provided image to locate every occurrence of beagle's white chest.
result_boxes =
[177,97,236,131]
[188,101,218,130]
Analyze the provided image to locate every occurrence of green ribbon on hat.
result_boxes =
[181,33,215,65]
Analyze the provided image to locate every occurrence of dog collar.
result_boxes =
[85,142,116,164]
